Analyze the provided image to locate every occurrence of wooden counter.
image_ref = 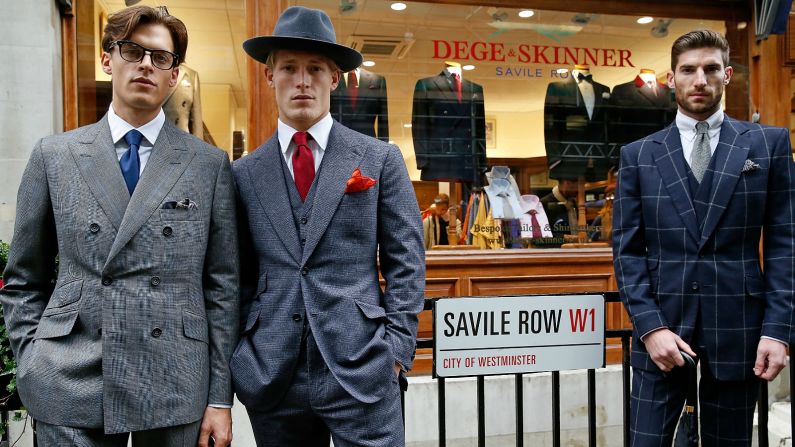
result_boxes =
[411,247,631,375]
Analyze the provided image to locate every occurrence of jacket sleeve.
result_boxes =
[612,144,668,338]
[411,80,429,170]
[0,140,58,368]
[761,128,795,343]
[378,145,426,370]
[202,155,240,406]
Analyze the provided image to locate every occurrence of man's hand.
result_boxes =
[198,407,232,447]
[754,338,787,381]
[643,328,697,372]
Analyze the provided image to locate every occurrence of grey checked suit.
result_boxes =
[0,116,239,434]
[231,121,425,442]
[612,115,795,445]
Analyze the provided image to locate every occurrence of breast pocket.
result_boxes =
[160,208,201,222]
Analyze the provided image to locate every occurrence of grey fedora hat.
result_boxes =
[243,6,362,72]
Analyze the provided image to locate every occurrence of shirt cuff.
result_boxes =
[761,335,789,347]
[639,326,668,342]
[208,403,233,409]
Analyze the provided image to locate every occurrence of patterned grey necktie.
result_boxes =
[691,121,711,183]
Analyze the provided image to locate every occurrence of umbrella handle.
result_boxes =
[680,350,696,369]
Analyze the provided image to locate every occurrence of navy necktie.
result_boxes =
[121,129,143,195]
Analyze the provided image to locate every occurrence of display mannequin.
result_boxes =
[330,67,390,141]
[609,68,676,146]
[162,64,203,139]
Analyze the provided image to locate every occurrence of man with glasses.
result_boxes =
[0,5,238,446]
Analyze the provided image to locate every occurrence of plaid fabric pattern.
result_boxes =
[0,117,239,433]
[613,116,795,381]
[231,122,425,435]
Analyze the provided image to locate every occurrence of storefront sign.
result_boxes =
[432,40,635,67]
[433,294,604,378]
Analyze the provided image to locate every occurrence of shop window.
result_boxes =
[298,1,732,249]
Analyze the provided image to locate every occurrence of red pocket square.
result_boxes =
[345,168,376,193]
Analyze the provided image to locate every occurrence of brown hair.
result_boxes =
[102,5,188,64]
[433,194,450,206]
[670,29,729,71]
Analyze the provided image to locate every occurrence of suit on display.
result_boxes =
[163,65,204,139]
[609,72,676,146]
[330,68,389,141]
[543,70,611,180]
[411,68,487,184]
[0,116,239,435]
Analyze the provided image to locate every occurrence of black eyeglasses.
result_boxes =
[110,40,179,70]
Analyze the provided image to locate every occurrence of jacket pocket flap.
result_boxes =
[745,274,765,299]
[183,310,209,343]
[354,300,387,320]
[34,310,79,340]
[243,307,261,333]
[257,272,267,295]
[44,280,83,313]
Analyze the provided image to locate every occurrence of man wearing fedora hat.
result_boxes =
[231,6,425,446]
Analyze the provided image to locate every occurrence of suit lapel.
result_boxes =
[433,70,458,104]
[301,124,365,264]
[106,121,194,265]
[248,136,302,264]
[652,125,700,242]
[698,116,749,249]
[69,116,130,231]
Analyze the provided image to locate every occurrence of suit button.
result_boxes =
[89,223,100,233]
[301,267,309,276]
[102,277,113,286]
[151,328,162,338]
[150,276,161,286]
[97,328,102,336]
[300,238,306,245]
[162,226,173,237]
[300,217,308,225]
[292,313,302,322]
[691,281,699,291]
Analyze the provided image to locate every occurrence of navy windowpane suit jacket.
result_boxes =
[612,115,795,381]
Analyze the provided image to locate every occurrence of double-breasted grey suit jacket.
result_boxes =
[0,117,239,433]
[612,116,795,380]
[231,122,425,411]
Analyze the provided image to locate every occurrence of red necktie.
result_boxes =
[453,73,462,103]
[348,71,358,108]
[529,210,542,238]
[292,131,315,201]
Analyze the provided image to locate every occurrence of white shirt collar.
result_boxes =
[107,104,166,146]
[277,113,333,154]
[675,108,723,140]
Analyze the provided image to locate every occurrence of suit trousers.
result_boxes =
[35,419,201,447]
[246,331,404,447]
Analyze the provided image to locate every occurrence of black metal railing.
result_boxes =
[410,291,789,447]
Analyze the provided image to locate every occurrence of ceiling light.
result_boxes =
[637,16,654,24]
[737,22,748,30]
[462,65,475,71]
[556,68,569,74]
[362,60,376,67]
[403,123,412,128]
[391,2,407,11]
[518,10,534,18]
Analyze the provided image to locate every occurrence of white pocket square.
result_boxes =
[741,159,760,173]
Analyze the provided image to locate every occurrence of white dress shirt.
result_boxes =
[676,108,723,169]
[107,104,165,175]
[572,69,595,119]
[277,113,331,178]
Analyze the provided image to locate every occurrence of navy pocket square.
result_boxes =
[162,198,198,210]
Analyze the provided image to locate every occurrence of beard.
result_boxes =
[675,88,723,118]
